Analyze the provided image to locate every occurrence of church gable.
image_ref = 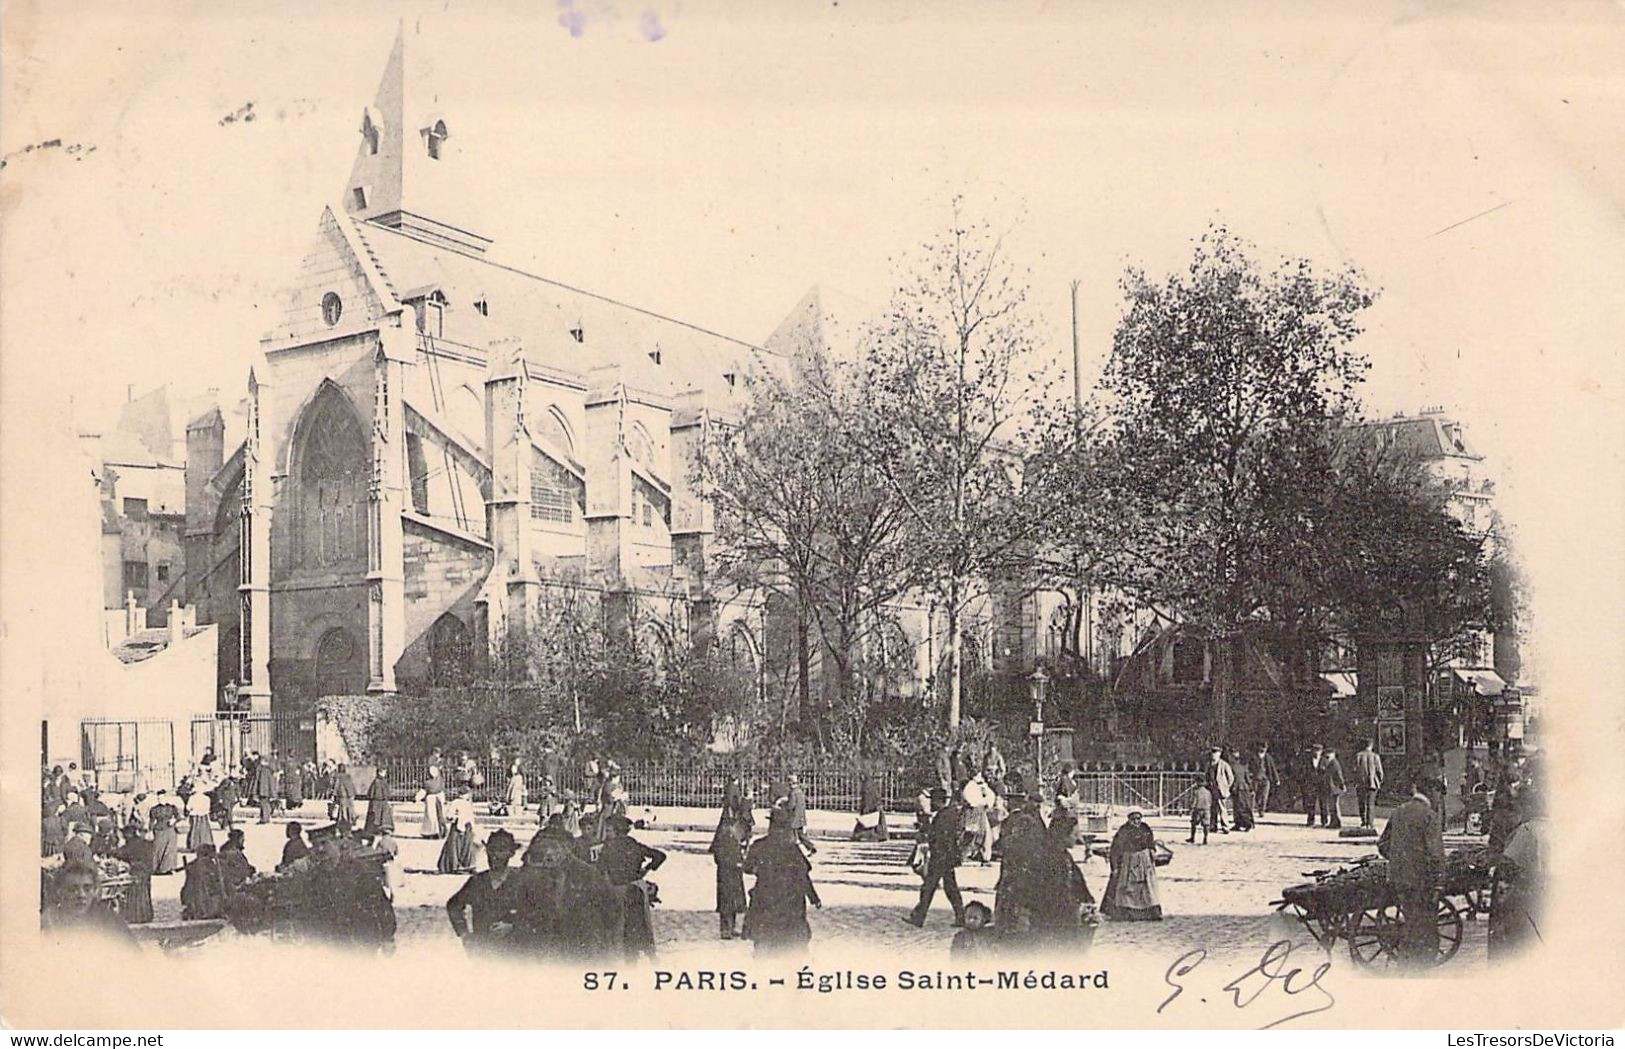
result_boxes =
[264,208,392,348]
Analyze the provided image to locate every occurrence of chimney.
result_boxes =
[169,600,184,647]
[125,591,141,634]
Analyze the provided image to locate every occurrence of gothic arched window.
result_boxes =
[533,405,576,460]
[293,386,368,572]
[427,613,473,686]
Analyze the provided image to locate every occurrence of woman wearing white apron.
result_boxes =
[421,762,448,838]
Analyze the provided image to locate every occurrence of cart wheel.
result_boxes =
[1347,904,1403,970]
[1287,904,1331,949]
[1434,897,1464,964]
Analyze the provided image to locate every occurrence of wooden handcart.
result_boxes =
[1273,848,1493,970]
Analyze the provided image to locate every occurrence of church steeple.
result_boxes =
[342,24,492,256]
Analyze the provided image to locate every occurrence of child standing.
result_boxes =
[709,818,748,939]
[1189,784,1212,845]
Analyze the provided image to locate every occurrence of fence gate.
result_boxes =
[189,712,316,772]
[80,719,177,792]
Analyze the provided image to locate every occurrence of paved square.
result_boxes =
[141,804,1487,971]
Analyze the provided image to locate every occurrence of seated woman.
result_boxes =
[219,830,257,893]
[180,844,228,920]
[115,821,157,925]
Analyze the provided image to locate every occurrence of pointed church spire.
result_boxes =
[342,23,492,256]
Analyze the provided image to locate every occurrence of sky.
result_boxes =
[2,2,1622,650]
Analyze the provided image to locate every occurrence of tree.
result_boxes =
[706,349,918,747]
[1103,224,1376,739]
[1021,406,1142,666]
[860,202,1051,729]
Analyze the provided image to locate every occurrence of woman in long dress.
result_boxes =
[1100,811,1163,921]
[332,764,357,834]
[116,822,156,924]
[857,772,888,843]
[506,761,527,817]
[421,762,448,838]
[363,769,395,837]
[183,789,213,853]
[1230,753,1256,832]
[742,806,822,956]
[282,755,305,811]
[437,790,478,874]
[150,795,180,875]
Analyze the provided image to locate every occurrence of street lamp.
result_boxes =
[1029,665,1050,786]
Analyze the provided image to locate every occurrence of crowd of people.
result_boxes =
[40,736,1546,968]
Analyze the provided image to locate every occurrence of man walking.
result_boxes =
[1319,744,1346,830]
[904,786,966,928]
[253,752,277,824]
[1205,747,1234,834]
[1378,776,1445,968]
[1300,744,1324,826]
[1251,742,1281,817]
[1354,739,1385,828]
[786,773,816,855]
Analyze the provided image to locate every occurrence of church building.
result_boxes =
[183,29,782,714]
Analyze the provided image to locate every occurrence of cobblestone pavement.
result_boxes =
[143,806,1487,972]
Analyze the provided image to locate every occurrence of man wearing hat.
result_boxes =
[61,822,94,866]
[294,823,397,949]
[1300,744,1325,826]
[446,828,522,953]
[1205,746,1234,834]
[597,815,666,959]
[904,785,966,928]
[742,804,823,956]
[597,814,667,886]
[510,823,621,960]
[992,778,1047,942]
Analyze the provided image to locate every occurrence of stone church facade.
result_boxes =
[183,30,779,715]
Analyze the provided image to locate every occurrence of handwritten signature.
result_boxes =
[1158,940,1335,1030]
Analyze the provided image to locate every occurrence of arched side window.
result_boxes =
[532,404,576,460]
[724,623,759,674]
[406,433,431,514]
[1046,606,1071,659]
[427,613,473,686]
[529,447,584,526]
[291,387,368,572]
[314,627,362,697]
[213,470,243,538]
[626,421,656,469]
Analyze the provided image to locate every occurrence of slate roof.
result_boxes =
[350,219,778,405]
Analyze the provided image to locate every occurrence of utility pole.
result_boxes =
[1070,279,1084,412]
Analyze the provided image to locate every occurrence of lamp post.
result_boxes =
[1029,665,1050,787]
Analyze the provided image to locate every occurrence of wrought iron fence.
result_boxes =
[189,712,316,773]
[364,757,1204,816]
[1069,771,1205,815]
[80,718,178,792]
